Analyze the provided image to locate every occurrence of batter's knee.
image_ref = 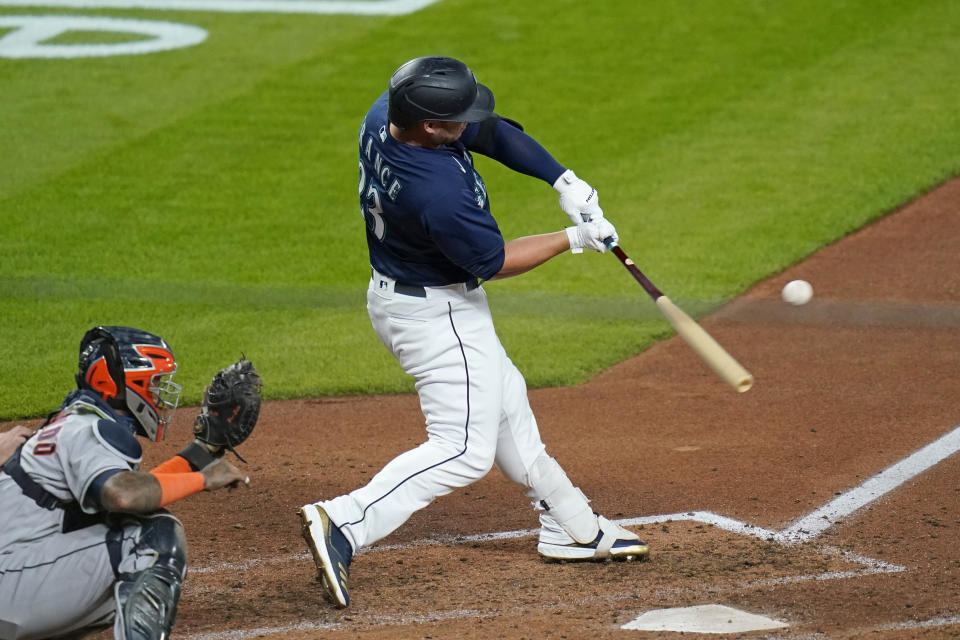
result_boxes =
[460,439,497,479]
[426,429,496,481]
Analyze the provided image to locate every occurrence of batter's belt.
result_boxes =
[371,268,480,298]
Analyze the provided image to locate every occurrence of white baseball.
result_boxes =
[782,280,813,305]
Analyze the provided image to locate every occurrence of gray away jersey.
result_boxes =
[0,397,142,553]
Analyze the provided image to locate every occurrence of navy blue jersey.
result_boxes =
[359,92,506,285]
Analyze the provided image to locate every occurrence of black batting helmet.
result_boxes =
[388,56,495,128]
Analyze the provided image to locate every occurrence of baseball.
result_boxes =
[782,279,813,305]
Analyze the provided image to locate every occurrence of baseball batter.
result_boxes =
[299,56,648,609]
[0,326,260,640]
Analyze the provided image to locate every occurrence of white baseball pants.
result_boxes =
[321,271,578,552]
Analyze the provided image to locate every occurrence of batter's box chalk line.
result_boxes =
[185,423,960,639]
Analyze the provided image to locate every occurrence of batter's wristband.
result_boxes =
[155,472,205,507]
[565,226,584,254]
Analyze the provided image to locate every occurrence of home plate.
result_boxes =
[622,604,789,633]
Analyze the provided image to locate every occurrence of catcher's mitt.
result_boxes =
[193,357,262,462]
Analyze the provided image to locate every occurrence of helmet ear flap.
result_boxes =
[77,326,126,409]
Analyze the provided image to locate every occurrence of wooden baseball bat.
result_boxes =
[605,238,754,393]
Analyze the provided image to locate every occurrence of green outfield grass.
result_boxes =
[2,0,960,419]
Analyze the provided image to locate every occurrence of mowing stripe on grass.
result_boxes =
[0,274,685,320]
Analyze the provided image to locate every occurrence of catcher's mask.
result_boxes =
[76,326,181,442]
[388,56,495,128]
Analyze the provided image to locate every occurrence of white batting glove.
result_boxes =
[553,169,604,223]
[565,218,618,254]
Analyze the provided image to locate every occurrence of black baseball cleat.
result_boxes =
[537,515,649,562]
[298,504,353,608]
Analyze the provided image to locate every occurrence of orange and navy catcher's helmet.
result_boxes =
[76,326,181,442]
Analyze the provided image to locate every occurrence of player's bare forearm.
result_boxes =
[489,231,570,280]
[100,471,163,513]
[100,460,247,513]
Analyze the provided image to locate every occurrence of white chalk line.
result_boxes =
[184,423,960,639]
[805,613,960,639]
[186,621,340,639]
[182,551,910,640]
[183,608,486,640]
[777,423,960,543]
[191,511,902,576]
[766,614,960,640]
[877,614,960,631]
[184,516,905,640]
[188,611,960,640]
[0,0,441,15]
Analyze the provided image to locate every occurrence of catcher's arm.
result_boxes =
[103,459,249,513]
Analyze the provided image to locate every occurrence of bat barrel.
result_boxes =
[656,296,754,393]
[605,238,754,393]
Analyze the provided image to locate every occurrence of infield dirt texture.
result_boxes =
[6,176,957,638]
[3,2,960,636]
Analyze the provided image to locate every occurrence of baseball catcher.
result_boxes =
[192,357,263,463]
[0,327,263,640]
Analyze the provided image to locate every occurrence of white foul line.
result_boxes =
[776,423,960,543]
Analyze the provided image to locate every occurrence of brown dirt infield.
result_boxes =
[6,178,960,638]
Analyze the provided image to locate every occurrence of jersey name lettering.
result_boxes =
[473,172,487,208]
[362,135,403,202]
[360,132,404,242]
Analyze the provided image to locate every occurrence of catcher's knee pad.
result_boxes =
[114,513,188,640]
[528,454,598,544]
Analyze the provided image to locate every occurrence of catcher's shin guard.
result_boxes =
[114,513,188,640]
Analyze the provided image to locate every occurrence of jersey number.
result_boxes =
[358,161,386,241]
[32,422,63,456]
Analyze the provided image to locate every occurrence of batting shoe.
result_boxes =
[537,515,649,562]
[298,503,353,608]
